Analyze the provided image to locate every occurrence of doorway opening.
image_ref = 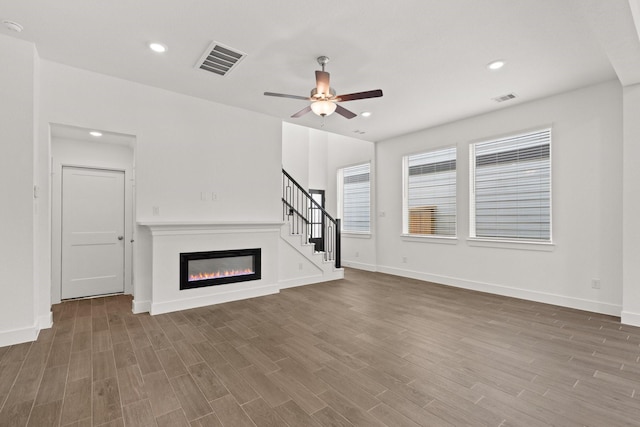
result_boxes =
[308,189,325,252]
[51,124,135,303]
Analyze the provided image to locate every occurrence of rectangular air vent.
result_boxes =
[492,93,517,103]
[196,42,246,76]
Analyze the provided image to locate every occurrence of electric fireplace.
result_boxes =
[180,248,261,290]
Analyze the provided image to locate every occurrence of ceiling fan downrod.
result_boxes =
[317,56,330,72]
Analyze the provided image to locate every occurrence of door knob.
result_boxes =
[118,236,124,240]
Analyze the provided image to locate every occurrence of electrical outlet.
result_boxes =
[212,193,218,201]
[591,279,601,289]
[402,257,408,263]
[152,206,160,216]
[355,251,359,257]
[201,191,210,201]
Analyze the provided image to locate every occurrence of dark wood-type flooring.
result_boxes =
[1,268,640,426]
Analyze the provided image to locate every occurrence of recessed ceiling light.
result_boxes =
[149,42,167,53]
[89,131,103,137]
[487,60,505,70]
[361,111,372,118]
[2,20,23,33]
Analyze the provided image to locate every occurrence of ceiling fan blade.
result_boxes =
[264,92,309,101]
[291,105,312,118]
[335,104,357,119]
[337,89,383,102]
[315,71,331,95]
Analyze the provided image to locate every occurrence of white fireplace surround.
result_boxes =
[138,221,282,315]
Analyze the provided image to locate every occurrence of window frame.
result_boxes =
[469,127,553,245]
[402,145,458,239]
[337,162,371,235]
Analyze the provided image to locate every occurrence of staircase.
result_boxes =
[280,169,344,287]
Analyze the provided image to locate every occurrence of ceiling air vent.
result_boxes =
[196,42,246,76]
[492,93,517,103]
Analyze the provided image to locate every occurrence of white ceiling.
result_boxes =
[2,0,640,142]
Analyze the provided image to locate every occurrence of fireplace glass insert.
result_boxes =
[180,248,261,290]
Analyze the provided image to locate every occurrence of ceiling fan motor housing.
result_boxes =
[311,87,336,100]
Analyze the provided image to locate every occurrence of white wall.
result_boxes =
[281,123,330,191]
[40,60,282,222]
[0,35,39,345]
[622,83,640,325]
[278,237,325,285]
[327,133,377,271]
[37,60,283,314]
[308,130,328,190]
[282,123,310,189]
[376,80,623,315]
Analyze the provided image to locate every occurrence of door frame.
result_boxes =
[308,189,325,252]
[51,138,135,304]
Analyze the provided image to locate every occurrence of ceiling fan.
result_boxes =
[264,56,383,119]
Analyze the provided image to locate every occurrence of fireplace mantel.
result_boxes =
[138,220,284,234]
[136,220,282,315]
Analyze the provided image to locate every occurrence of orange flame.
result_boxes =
[189,268,253,282]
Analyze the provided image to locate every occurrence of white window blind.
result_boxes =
[470,129,551,241]
[340,163,370,233]
[404,147,457,236]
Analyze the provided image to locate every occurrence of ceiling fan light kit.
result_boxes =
[310,100,337,116]
[264,56,383,119]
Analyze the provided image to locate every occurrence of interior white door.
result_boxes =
[61,167,125,299]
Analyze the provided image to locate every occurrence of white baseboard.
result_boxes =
[150,284,280,315]
[0,311,54,347]
[341,260,377,272]
[0,325,39,347]
[132,299,151,314]
[621,311,640,327]
[38,312,53,330]
[279,271,344,289]
[377,265,622,317]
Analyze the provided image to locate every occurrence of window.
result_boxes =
[470,128,551,241]
[338,163,370,233]
[403,147,457,237]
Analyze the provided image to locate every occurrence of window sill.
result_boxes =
[467,238,555,252]
[401,234,458,245]
[342,232,372,239]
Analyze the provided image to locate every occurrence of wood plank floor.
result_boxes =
[1,268,640,426]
